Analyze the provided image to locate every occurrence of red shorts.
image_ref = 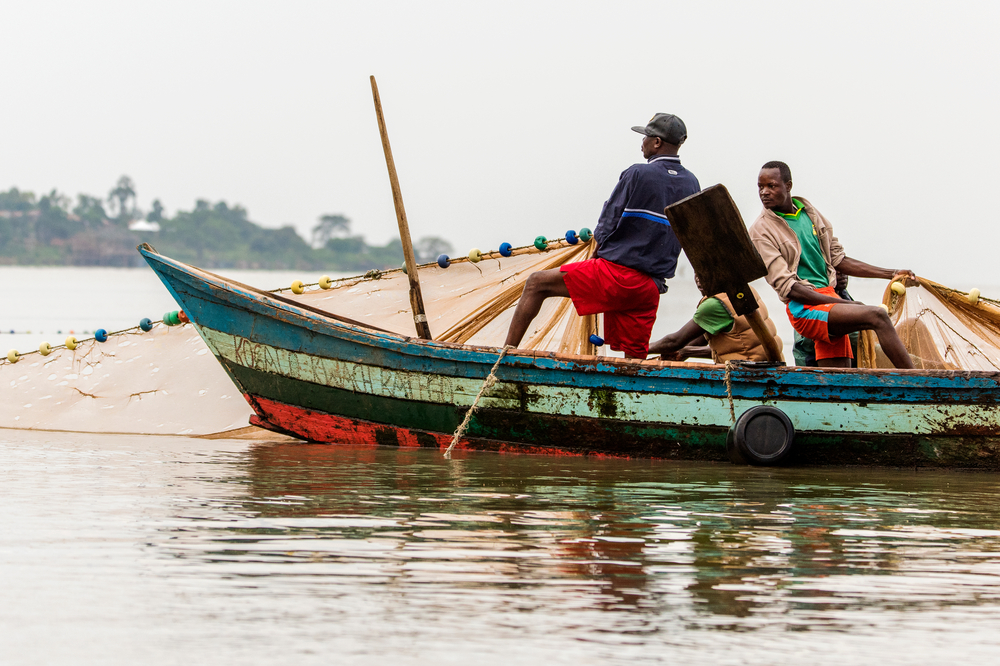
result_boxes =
[560,258,660,358]
[786,285,853,360]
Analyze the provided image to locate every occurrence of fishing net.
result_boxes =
[858,278,1000,371]
[0,325,253,437]
[278,239,602,356]
[0,239,601,437]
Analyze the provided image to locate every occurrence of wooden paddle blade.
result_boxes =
[664,184,767,304]
[724,285,759,317]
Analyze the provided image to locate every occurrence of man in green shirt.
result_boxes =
[749,160,915,369]
[649,277,781,363]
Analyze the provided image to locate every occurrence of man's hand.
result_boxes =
[892,269,918,286]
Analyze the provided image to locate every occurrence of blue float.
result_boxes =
[498,242,513,257]
[95,329,108,343]
[437,254,451,268]
[139,318,153,332]
[589,334,605,347]
[565,230,579,245]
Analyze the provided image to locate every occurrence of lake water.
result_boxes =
[3,267,1000,664]
[5,432,1000,665]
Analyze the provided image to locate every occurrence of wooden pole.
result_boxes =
[745,309,783,363]
[370,75,432,340]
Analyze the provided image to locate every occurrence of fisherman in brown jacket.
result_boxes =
[749,161,914,369]
[648,277,783,363]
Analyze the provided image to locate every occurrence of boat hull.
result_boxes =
[140,247,1000,468]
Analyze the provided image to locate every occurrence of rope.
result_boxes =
[724,360,736,424]
[3,322,156,361]
[935,285,1000,307]
[444,345,512,458]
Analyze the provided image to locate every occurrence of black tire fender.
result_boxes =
[726,405,795,466]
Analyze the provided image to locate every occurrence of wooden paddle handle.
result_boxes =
[746,309,783,363]
[370,75,432,340]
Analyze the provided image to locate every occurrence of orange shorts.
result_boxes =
[786,286,854,360]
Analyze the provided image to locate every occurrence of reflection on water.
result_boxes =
[4,432,1000,665]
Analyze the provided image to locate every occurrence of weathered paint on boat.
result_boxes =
[140,246,1000,468]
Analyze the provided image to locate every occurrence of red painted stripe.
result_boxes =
[246,394,639,459]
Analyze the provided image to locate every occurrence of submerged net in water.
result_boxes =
[0,325,253,437]
[858,278,1000,371]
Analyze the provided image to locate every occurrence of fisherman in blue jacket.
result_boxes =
[504,113,701,358]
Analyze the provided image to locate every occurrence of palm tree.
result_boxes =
[107,176,137,226]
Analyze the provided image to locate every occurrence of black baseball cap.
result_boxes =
[631,113,687,145]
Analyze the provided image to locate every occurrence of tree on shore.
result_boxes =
[0,187,36,212]
[73,195,108,226]
[147,199,165,223]
[311,214,351,248]
[36,190,76,245]
[414,236,454,263]
[107,175,138,226]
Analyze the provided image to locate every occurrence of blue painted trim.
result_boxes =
[620,211,671,226]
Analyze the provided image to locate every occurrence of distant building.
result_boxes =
[128,219,161,232]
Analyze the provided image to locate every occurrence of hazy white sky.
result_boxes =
[2,1,998,285]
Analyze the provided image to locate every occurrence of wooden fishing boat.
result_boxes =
[139,244,1000,468]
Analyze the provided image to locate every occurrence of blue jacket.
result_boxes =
[594,155,701,293]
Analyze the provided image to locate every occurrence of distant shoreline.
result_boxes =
[1,182,451,271]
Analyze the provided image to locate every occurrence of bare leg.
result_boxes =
[827,303,914,369]
[504,269,571,348]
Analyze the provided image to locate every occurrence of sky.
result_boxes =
[2,1,998,286]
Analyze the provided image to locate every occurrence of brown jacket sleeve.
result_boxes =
[749,216,800,301]
[829,234,845,267]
